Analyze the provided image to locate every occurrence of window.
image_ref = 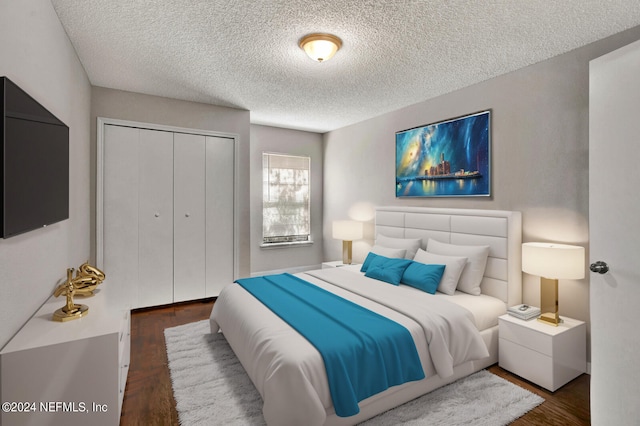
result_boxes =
[262,153,311,245]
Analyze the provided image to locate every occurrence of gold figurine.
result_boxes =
[52,262,106,322]
[73,262,106,297]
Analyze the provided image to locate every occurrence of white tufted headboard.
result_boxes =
[375,207,522,307]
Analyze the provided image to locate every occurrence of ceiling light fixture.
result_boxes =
[299,33,342,62]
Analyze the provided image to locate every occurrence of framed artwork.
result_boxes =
[395,110,490,197]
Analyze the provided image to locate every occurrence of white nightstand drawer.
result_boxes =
[499,338,554,390]
[498,314,586,392]
[499,317,553,356]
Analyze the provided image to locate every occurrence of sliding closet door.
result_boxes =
[206,136,235,296]
[173,133,206,302]
[103,125,139,308]
[138,129,174,307]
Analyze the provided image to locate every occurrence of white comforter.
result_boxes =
[209,268,489,426]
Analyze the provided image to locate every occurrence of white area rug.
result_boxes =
[165,320,543,425]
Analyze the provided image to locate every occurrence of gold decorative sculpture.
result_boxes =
[73,262,106,297]
[52,262,106,322]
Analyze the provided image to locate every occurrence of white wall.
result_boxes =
[250,125,324,275]
[323,25,640,359]
[0,0,92,349]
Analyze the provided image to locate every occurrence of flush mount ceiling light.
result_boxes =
[299,33,342,62]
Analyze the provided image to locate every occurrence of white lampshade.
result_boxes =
[299,33,342,62]
[332,220,363,241]
[522,242,585,279]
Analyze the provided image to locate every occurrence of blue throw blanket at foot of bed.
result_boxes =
[235,273,425,417]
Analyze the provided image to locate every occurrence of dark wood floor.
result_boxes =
[120,299,590,426]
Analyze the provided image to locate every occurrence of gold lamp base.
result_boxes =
[342,240,353,265]
[53,304,89,322]
[537,312,561,326]
[537,277,560,326]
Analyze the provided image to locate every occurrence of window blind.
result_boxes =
[262,153,311,244]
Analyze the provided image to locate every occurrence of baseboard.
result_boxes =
[250,264,322,277]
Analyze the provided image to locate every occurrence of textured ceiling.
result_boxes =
[51,0,640,133]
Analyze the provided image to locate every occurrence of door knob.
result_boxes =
[590,261,609,274]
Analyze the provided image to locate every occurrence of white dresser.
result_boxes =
[0,284,130,426]
[498,314,586,391]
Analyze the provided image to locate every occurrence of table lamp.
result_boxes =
[332,220,363,264]
[522,242,585,326]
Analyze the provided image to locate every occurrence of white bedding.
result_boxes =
[336,264,507,331]
[209,267,495,426]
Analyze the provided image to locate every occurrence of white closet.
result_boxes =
[101,123,235,309]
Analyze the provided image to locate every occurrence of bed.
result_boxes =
[210,207,522,425]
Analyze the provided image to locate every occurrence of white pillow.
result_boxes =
[413,249,467,295]
[370,245,407,259]
[376,234,422,259]
[427,239,490,296]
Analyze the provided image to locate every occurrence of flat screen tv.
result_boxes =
[1,77,69,238]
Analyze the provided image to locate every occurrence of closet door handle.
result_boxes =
[185,213,190,218]
[154,213,160,218]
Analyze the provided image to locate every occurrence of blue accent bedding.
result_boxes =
[235,273,425,417]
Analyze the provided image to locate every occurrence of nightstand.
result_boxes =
[322,261,359,269]
[498,314,586,392]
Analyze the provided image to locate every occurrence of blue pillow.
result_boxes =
[401,262,446,294]
[364,256,412,285]
[360,252,379,272]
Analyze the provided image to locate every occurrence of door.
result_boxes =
[173,133,206,302]
[138,129,174,307]
[99,119,237,306]
[103,125,139,309]
[589,39,640,425]
[205,136,235,296]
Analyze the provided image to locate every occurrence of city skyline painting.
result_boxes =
[396,110,491,197]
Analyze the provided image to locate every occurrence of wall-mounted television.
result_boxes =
[1,77,69,238]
